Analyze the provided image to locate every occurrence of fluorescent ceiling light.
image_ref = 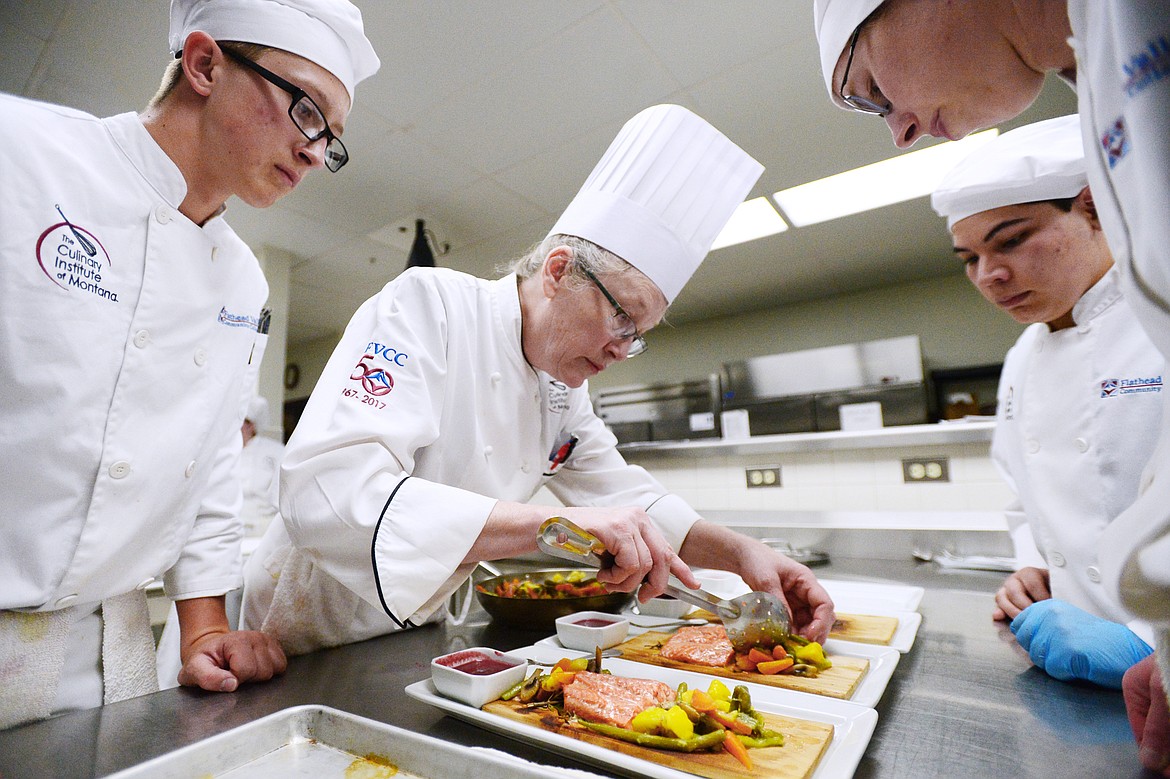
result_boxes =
[772,130,999,227]
[710,196,789,250]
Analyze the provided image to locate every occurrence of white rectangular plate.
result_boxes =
[405,656,877,779]
[622,607,922,655]
[532,635,899,708]
[819,579,925,612]
[833,607,922,654]
[685,570,925,614]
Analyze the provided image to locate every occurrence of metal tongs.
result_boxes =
[536,516,791,651]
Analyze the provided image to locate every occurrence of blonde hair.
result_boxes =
[148,40,274,109]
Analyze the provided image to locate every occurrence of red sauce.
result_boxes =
[436,651,517,676]
[574,618,617,628]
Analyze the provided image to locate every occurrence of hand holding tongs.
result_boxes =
[536,516,791,650]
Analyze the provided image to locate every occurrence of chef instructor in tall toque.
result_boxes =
[0,0,378,729]
[241,104,837,655]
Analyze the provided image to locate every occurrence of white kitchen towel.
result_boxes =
[0,607,73,729]
[101,590,159,704]
[259,545,371,655]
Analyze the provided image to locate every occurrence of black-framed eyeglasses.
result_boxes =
[221,46,349,172]
[579,266,648,358]
[839,24,890,117]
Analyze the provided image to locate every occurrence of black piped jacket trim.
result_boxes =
[372,477,417,629]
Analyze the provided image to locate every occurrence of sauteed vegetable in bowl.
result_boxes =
[474,568,633,629]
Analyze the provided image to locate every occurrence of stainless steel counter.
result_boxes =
[0,559,1145,778]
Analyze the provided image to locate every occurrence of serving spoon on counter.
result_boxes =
[535,516,791,651]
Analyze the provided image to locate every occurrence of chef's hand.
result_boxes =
[993,566,1051,621]
[175,595,287,693]
[178,629,288,692]
[678,521,835,644]
[1010,599,1152,688]
[561,506,700,600]
[1123,654,1170,775]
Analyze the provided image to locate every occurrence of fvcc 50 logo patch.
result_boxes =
[343,343,410,410]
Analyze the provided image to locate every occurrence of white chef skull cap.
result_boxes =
[548,104,764,304]
[931,115,1086,230]
[245,395,270,428]
[169,0,380,103]
[813,0,886,103]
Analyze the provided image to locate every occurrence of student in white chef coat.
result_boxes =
[931,116,1159,687]
[812,1,1170,771]
[240,396,285,539]
[241,104,837,655]
[0,0,378,729]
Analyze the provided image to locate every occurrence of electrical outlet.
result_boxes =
[745,466,781,488]
[902,457,950,483]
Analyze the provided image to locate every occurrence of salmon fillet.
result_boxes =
[660,624,735,667]
[562,671,674,728]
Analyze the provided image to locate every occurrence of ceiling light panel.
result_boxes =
[772,130,999,228]
[710,196,789,250]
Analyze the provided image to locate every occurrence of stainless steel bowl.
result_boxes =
[473,568,633,630]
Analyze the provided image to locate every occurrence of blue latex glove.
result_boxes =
[1010,599,1153,688]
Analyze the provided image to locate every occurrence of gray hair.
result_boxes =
[507,234,654,298]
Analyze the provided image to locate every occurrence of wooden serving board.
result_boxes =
[482,698,833,779]
[830,612,899,645]
[615,632,868,700]
[683,608,900,647]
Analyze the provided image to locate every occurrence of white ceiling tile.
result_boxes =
[2,2,1080,350]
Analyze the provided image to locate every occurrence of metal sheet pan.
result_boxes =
[106,705,558,778]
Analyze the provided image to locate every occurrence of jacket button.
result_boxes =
[135,578,155,591]
[154,205,172,224]
[490,372,502,385]
[194,348,207,366]
[1050,552,1066,567]
[55,594,78,608]
[211,246,219,261]
[185,461,196,478]
[133,329,150,348]
[1086,565,1101,583]
[109,460,131,479]
[520,463,530,473]
[1078,323,1092,334]
[1026,439,1040,454]
[1074,437,1089,452]
[483,446,493,456]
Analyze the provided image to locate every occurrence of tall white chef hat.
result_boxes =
[548,104,764,304]
[245,395,270,428]
[169,0,380,103]
[813,0,886,103]
[931,115,1086,230]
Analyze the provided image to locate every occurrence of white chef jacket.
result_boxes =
[992,267,1162,642]
[240,435,285,538]
[0,95,267,613]
[1069,3,1170,644]
[242,268,700,653]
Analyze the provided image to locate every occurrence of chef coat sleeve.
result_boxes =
[1088,2,1170,626]
[542,388,700,552]
[164,382,251,600]
[279,273,497,625]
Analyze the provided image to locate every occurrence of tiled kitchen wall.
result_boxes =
[625,441,1012,516]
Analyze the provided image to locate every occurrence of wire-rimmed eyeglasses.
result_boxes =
[221,46,349,172]
[579,267,648,358]
[839,25,890,117]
